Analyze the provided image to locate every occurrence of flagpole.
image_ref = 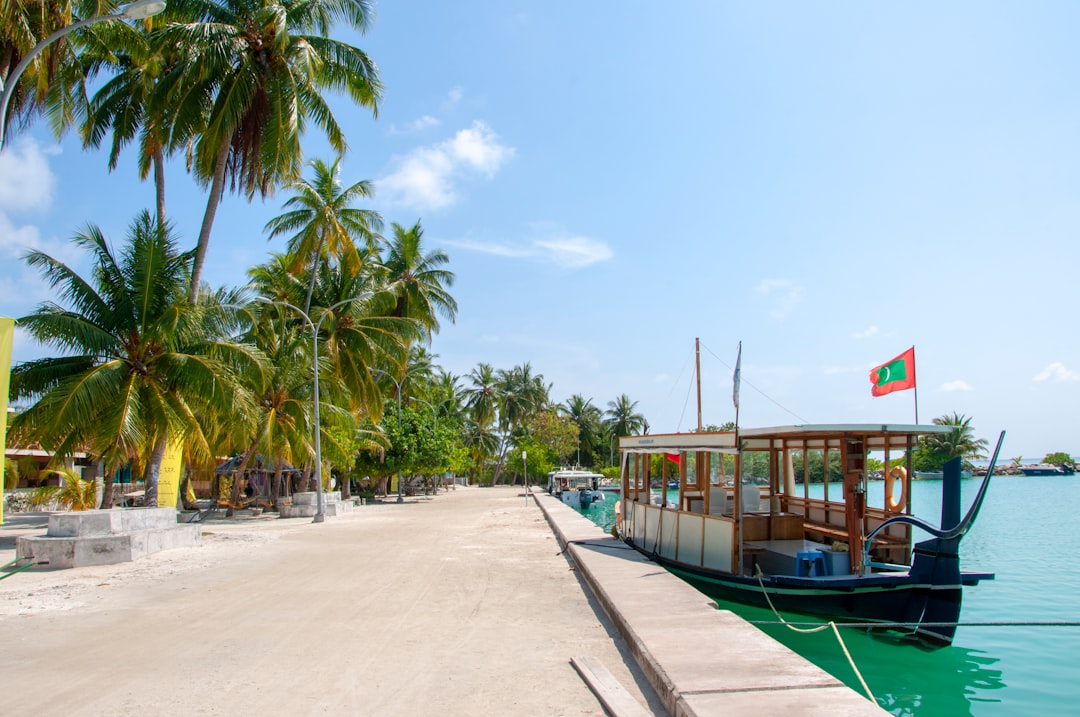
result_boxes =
[912,345,919,424]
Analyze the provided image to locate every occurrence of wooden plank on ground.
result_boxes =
[570,655,653,717]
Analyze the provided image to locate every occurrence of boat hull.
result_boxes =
[624,538,993,646]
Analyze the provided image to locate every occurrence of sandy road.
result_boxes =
[0,486,666,716]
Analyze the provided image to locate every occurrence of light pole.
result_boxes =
[522,450,528,506]
[0,1,167,152]
[369,367,405,503]
[258,294,372,522]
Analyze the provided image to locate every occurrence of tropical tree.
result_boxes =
[264,156,383,314]
[154,0,383,299]
[914,413,990,471]
[464,363,498,430]
[603,394,647,465]
[560,394,602,466]
[490,363,549,483]
[10,211,253,507]
[0,0,105,143]
[382,221,458,342]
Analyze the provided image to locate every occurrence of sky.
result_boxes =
[2,1,1079,459]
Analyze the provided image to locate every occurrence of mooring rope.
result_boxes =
[754,567,875,702]
[747,620,1080,629]
[557,539,637,556]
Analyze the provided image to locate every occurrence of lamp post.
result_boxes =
[369,367,406,503]
[522,450,528,506]
[257,293,372,522]
[0,1,167,152]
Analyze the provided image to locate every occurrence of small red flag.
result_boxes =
[870,347,917,397]
[665,453,681,465]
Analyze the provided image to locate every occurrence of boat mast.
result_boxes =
[695,337,702,432]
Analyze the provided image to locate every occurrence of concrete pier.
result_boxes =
[535,491,886,716]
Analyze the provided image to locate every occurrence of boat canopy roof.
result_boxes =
[620,423,953,454]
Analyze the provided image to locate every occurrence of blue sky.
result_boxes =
[2,1,1079,458]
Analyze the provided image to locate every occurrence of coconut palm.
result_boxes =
[264,156,383,314]
[382,221,458,342]
[464,363,498,430]
[0,0,103,143]
[9,210,253,506]
[76,16,172,224]
[603,394,647,464]
[560,394,603,466]
[154,0,383,299]
[918,413,990,470]
[490,362,549,483]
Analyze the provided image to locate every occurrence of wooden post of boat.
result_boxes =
[843,437,867,574]
[694,337,703,433]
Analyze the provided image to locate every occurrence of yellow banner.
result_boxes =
[157,437,184,508]
[0,318,14,525]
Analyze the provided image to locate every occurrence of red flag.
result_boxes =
[870,347,916,397]
[665,453,681,465]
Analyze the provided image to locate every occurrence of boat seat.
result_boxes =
[795,550,829,577]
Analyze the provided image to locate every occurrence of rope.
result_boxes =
[747,620,1080,629]
[754,567,875,702]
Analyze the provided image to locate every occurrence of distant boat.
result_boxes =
[1018,464,1073,476]
[546,468,605,509]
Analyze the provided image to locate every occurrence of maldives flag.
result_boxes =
[870,347,916,397]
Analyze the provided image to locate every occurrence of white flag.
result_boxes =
[732,341,742,411]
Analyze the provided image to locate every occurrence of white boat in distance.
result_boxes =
[546,468,605,509]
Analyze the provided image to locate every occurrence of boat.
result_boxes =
[1018,463,1072,476]
[616,424,1003,646]
[546,468,606,509]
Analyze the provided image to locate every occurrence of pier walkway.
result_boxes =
[0,486,884,715]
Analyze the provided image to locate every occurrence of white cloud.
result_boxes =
[940,380,973,392]
[852,325,879,339]
[0,138,56,212]
[389,115,440,135]
[378,121,514,210]
[1034,362,1080,382]
[445,229,613,269]
[533,236,613,268]
[754,279,804,319]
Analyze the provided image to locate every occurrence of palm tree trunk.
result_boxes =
[143,436,168,507]
[271,462,283,510]
[303,236,326,315]
[153,147,167,226]
[97,468,115,510]
[189,135,233,301]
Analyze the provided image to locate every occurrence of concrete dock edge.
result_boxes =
[533,490,888,717]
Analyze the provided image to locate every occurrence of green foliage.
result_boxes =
[914,413,989,471]
[527,411,579,466]
[1043,452,1075,467]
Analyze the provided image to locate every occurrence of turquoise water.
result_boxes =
[578,474,1080,716]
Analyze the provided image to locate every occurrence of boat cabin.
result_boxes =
[619,424,952,578]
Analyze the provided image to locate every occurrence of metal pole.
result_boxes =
[257,294,370,522]
[522,450,528,505]
[370,367,405,503]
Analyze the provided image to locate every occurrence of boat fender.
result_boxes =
[886,466,908,512]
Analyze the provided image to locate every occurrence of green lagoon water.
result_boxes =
[579,473,1080,716]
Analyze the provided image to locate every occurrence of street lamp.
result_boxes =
[257,293,372,522]
[369,367,406,503]
[0,1,168,152]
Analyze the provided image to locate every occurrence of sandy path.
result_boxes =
[0,487,666,716]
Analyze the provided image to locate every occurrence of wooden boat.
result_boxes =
[616,424,1002,646]
[546,468,606,509]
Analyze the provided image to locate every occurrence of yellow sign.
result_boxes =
[157,437,184,508]
[0,318,14,525]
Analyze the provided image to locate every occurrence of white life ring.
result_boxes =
[886,466,908,512]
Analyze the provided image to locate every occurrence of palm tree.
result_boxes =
[76,17,172,224]
[604,394,646,465]
[264,156,383,314]
[464,363,498,430]
[560,394,602,466]
[491,363,548,484]
[0,0,102,142]
[918,413,990,470]
[382,221,458,342]
[154,0,383,299]
[10,210,252,506]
